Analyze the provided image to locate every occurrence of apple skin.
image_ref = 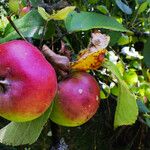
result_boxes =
[50,72,100,127]
[0,40,57,122]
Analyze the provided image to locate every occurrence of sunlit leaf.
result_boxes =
[38,6,76,21]
[71,49,106,71]
[38,7,51,21]
[138,1,148,14]
[103,60,138,128]
[97,5,109,14]
[49,6,76,20]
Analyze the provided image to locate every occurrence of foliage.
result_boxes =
[0,0,150,149]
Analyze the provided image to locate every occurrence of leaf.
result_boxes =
[0,105,53,146]
[71,31,109,71]
[103,60,123,80]
[49,6,76,20]
[143,37,150,68]
[107,31,121,46]
[103,60,138,128]
[71,49,106,71]
[118,34,131,45]
[38,7,51,21]
[38,6,76,21]
[0,10,55,43]
[138,1,148,14]
[96,5,109,14]
[115,0,132,15]
[65,11,131,33]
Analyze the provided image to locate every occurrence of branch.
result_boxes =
[7,16,27,41]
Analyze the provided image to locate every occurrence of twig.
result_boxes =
[39,20,49,48]
[7,16,27,41]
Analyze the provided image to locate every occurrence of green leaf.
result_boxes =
[49,6,76,20]
[103,60,138,128]
[115,0,132,14]
[38,6,76,21]
[138,1,148,14]
[65,11,131,33]
[114,81,138,128]
[107,31,121,46]
[0,105,53,146]
[143,37,150,68]
[96,5,109,14]
[103,60,123,81]
[38,7,51,21]
[0,10,54,43]
[118,34,131,45]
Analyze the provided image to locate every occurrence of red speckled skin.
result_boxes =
[0,40,57,122]
[50,72,100,127]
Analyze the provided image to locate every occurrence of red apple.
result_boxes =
[0,40,57,122]
[50,72,100,127]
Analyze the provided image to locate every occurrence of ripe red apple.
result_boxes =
[50,72,100,127]
[0,40,57,122]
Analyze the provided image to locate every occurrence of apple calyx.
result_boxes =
[0,79,9,93]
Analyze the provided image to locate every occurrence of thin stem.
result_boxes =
[39,20,48,49]
[7,16,27,41]
[129,5,141,29]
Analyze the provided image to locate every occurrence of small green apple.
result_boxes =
[123,70,138,86]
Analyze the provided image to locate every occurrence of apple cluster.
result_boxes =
[0,40,100,127]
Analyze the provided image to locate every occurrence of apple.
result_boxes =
[123,70,138,86]
[50,72,100,127]
[0,40,57,122]
[20,6,31,17]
